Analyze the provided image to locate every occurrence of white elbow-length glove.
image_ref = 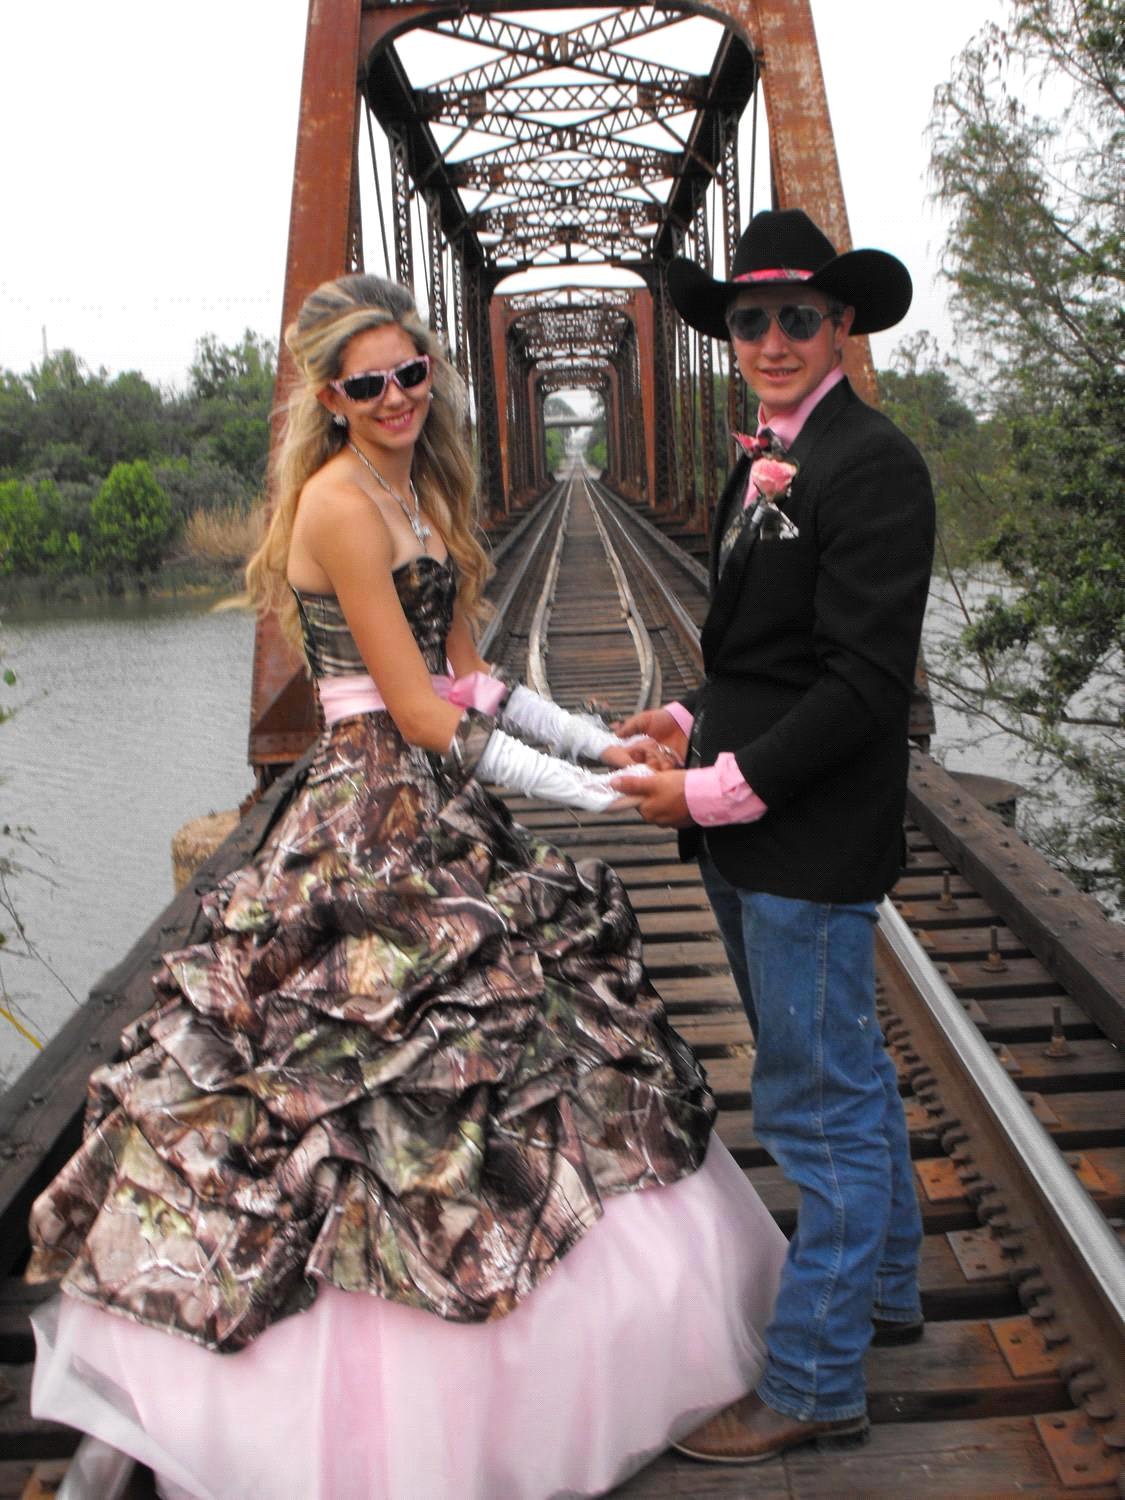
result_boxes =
[499,683,617,762]
[438,710,649,813]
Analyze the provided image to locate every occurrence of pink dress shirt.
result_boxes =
[676,365,846,827]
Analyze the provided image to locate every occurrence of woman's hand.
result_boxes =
[599,738,681,771]
[609,769,693,828]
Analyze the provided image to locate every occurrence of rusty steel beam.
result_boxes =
[649,265,681,515]
[528,368,546,489]
[424,193,446,336]
[451,249,469,385]
[709,0,878,403]
[489,295,513,512]
[604,364,623,487]
[692,201,719,527]
[249,0,363,775]
[631,288,658,507]
[386,125,414,289]
[676,294,696,521]
[720,112,747,445]
[465,267,505,518]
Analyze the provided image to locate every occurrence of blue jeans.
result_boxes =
[700,853,923,1421]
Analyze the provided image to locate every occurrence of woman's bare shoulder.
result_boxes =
[300,453,367,510]
[290,458,396,591]
[297,460,390,537]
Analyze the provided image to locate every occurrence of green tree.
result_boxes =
[187,332,276,487]
[931,0,1122,390]
[0,336,273,591]
[189,331,276,404]
[26,353,166,476]
[585,413,607,472]
[929,0,1125,906]
[878,335,1008,560]
[0,479,47,575]
[0,370,35,472]
[154,455,250,526]
[89,460,172,581]
[0,478,81,577]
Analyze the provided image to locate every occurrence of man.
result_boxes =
[613,208,934,1463]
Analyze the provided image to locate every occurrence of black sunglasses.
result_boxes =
[329,353,432,403]
[726,305,832,343]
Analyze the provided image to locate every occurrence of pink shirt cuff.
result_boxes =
[665,701,695,737]
[685,753,768,827]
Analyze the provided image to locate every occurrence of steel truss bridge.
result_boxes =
[250,0,886,773]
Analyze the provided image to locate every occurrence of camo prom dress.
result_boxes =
[27,556,786,1500]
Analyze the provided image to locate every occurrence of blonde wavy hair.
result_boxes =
[246,273,492,653]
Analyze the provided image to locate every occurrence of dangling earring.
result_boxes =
[426,391,434,403]
[332,412,348,428]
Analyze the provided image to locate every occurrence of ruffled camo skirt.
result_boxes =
[28,711,786,1497]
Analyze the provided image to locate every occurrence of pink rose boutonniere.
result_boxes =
[747,455,800,540]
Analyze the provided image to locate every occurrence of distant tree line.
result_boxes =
[543,395,575,474]
[0,332,274,591]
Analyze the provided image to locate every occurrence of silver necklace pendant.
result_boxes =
[406,486,431,544]
[347,442,431,547]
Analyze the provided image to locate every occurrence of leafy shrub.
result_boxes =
[89,460,172,578]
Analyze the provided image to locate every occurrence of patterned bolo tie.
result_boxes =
[718,429,777,575]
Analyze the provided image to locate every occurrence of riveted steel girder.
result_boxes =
[248,0,362,774]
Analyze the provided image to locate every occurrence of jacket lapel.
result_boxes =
[708,459,750,592]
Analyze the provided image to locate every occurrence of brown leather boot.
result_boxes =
[671,1392,870,1464]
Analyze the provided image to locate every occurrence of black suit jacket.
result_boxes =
[679,378,935,902]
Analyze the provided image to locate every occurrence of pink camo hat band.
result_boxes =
[733,268,814,283]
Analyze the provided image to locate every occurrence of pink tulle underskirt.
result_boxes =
[32,1138,785,1500]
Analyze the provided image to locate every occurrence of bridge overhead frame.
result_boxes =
[249,0,880,772]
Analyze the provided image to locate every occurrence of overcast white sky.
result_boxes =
[1,1,1005,389]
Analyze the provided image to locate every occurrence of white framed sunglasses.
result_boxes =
[329,353,432,403]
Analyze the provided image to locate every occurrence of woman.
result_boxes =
[27,274,786,1500]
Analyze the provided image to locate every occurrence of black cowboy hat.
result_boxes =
[667,209,912,340]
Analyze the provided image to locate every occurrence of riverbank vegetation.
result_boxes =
[923,0,1124,908]
[0,332,273,600]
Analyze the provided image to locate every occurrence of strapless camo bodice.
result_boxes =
[293,555,456,678]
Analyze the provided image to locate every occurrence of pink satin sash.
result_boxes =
[318,669,506,727]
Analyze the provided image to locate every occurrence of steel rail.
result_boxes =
[478,482,568,660]
[592,474,710,593]
[486,476,564,570]
[525,479,574,698]
[879,899,1125,1331]
[578,472,659,715]
[586,474,705,673]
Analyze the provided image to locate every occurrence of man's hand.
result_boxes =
[612,708,688,766]
[610,768,693,828]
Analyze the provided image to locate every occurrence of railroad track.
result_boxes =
[488,466,1125,1497]
[2,468,1123,1498]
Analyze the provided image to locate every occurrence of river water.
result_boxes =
[0,577,1107,1092]
[1,594,256,1090]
